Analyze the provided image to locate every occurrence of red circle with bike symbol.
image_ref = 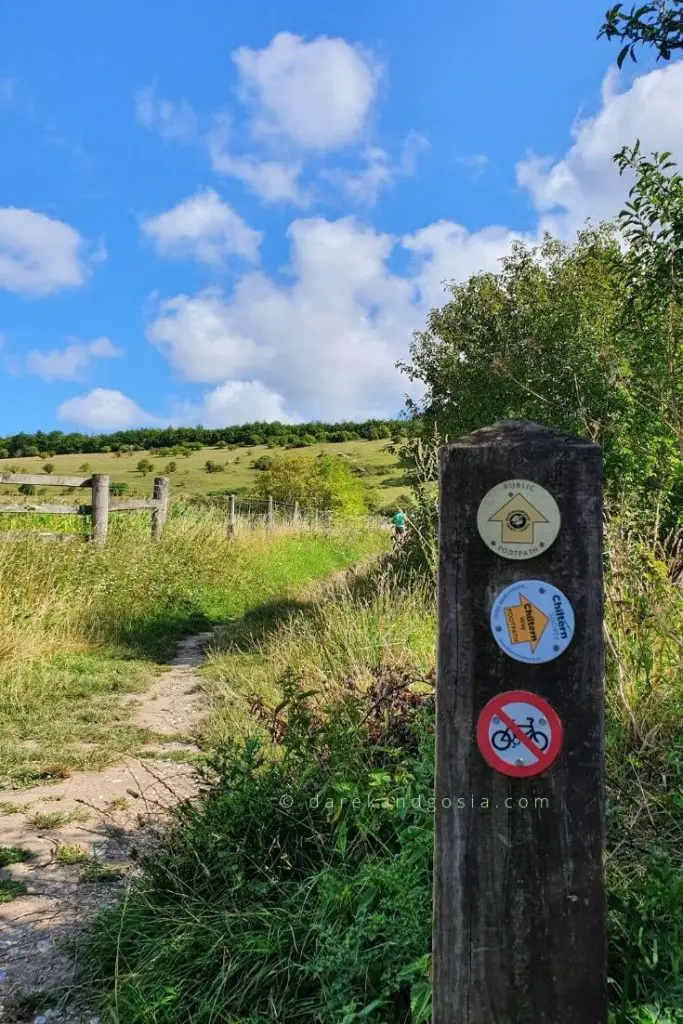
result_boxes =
[476,690,563,778]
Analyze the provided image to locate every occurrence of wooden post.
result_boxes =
[91,474,110,546]
[434,420,605,1024]
[151,476,170,540]
[227,493,236,539]
[293,500,300,526]
[266,494,274,529]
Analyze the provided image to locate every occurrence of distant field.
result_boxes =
[0,438,410,511]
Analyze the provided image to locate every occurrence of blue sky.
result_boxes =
[0,0,679,435]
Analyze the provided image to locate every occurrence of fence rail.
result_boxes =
[0,472,169,544]
[0,476,388,545]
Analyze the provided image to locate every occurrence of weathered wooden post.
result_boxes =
[266,494,274,530]
[91,474,110,546]
[434,420,605,1024]
[151,476,170,540]
[293,500,300,526]
[227,493,236,539]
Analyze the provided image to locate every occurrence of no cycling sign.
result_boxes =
[476,690,564,778]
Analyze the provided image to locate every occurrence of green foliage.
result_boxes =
[253,454,369,516]
[42,462,55,474]
[599,2,683,66]
[18,483,35,496]
[203,460,224,474]
[0,419,416,460]
[82,672,435,1023]
[109,482,128,496]
[136,459,154,477]
[251,455,273,471]
[403,159,683,526]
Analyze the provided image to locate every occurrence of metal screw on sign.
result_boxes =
[434,420,606,1024]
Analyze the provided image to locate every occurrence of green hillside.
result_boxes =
[0,437,411,513]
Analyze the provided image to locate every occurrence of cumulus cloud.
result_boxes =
[58,388,159,431]
[343,133,429,205]
[208,115,306,204]
[516,60,683,236]
[145,213,528,421]
[24,337,122,382]
[134,84,197,144]
[133,62,683,423]
[142,189,262,265]
[233,32,379,151]
[0,208,91,296]
[178,380,300,426]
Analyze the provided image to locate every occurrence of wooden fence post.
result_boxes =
[227,493,236,539]
[151,476,170,540]
[434,420,605,1024]
[293,500,299,526]
[91,474,110,546]
[266,494,274,529]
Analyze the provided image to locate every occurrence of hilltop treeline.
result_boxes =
[0,418,418,459]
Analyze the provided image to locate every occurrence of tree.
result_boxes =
[43,463,55,474]
[137,459,154,476]
[165,461,177,474]
[253,454,368,516]
[204,460,224,474]
[18,483,36,495]
[78,462,91,473]
[110,482,128,496]
[599,1,683,66]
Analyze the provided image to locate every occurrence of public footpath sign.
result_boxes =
[477,478,561,559]
[433,421,606,1024]
[476,690,563,778]
[490,579,575,664]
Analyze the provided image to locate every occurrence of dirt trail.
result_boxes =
[0,631,214,1024]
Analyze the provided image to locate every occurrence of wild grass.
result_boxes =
[0,509,386,787]
[79,523,683,1023]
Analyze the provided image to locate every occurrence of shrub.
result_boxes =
[42,463,55,474]
[253,454,368,517]
[82,671,435,1023]
[251,456,272,471]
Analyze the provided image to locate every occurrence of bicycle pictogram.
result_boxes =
[476,690,563,778]
[491,715,549,752]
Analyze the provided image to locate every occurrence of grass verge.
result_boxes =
[0,510,385,787]
[78,525,683,1023]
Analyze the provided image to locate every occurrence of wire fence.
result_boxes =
[227,495,387,533]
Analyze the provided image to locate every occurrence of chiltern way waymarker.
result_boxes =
[477,478,560,559]
[476,689,563,778]
[490,579,575,664]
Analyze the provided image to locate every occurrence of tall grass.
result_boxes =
[0,509,385,787]
[78,522,683,1023]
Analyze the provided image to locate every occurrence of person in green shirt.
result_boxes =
[391,509,407,543]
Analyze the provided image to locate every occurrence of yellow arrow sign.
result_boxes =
[488,495,549,545]
[504,594,549,651]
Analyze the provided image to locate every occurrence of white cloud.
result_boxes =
[58,389,159,431]
[0,208,90,296]
[145,214,525,421]
[135,84,197,143]
[208,116,306,204]
[344,148,393,205]
[233,32,379,151]
[516,61,683,236]
[24,337,122,382]
[179,380,299,426]
[343,133,429,205]
[147,287,267,382]
[142,189,262,265]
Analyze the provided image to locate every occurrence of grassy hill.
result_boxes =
[0,438,410,513]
